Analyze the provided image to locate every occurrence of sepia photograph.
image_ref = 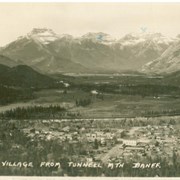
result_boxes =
[0,2,180,177]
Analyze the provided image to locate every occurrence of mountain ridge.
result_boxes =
[142,39,180,74]
[0,28,177,74]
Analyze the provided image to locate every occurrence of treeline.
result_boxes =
[0,85,34,105]
[144,109,180,117]
[75,98,92,107]
[0,105,67,120]
[118,84,180,97]
[77,83,180,97]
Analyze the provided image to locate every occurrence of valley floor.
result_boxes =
[1,88,180,118]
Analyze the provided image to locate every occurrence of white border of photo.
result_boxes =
[0,0,180,3]
[0,178,180,180]
[0,1,179,180]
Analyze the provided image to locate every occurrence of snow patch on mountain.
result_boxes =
[119,32,175,47]
[81,32,116,45]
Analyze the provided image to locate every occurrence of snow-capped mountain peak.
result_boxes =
[29,28,56,35]
[119,32,175,46]
[27,28,59,44]
[81,32,116,44]
[59,34,74,40]
[1,28,179,74]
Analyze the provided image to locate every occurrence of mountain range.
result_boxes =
[0,28,180,74]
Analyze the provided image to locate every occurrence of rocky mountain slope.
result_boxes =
[142,38,180,74]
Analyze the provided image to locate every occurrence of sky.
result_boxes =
[0,3,180,46]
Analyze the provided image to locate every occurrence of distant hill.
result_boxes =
[0,64,55,88]
[0,64,10,74]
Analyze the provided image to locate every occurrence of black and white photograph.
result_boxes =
[0,2,180,177]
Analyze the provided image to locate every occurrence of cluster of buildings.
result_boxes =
[22,119,180,165]
[103,125,180,164]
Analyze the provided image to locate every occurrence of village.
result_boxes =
[21,117,180,166]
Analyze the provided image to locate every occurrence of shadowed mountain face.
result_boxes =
[0,28,175,74]
[142,39,180,74]
[0,55,19,67]
[0,64,55,88]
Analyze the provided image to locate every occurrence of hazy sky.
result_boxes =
[0,3,180,46]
